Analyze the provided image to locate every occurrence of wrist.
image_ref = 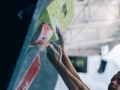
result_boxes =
[62,48,66,55]
[62,54,69,64]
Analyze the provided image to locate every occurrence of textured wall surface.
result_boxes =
[29,50,58,90]
[7,0,54,89]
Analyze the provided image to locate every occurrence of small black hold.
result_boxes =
[42,37,45,39]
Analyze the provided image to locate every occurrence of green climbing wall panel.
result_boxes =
[33,0,74,42]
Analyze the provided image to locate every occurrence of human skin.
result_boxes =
[46,27,90,90]
[108,73,120,90]
[46,27,120,90]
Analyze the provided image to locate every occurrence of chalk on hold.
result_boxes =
[30,22,53,46]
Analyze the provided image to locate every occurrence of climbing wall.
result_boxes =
[29,50,58,90]
[33,0,74,42]
[7,0,74,90]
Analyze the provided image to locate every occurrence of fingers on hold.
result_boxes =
[49,44,56,52]
[46,44,57,54]
[50,44,61,56]
[51,42,58,48]
[51,42,62,52]
[52,43,61,54]
[56,26,63,37]
[46,45,53,55]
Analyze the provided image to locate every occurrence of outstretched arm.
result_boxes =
[46,44,89,90]
[55,27,90,90]
[62,50,90,90]
[55,27,80,80]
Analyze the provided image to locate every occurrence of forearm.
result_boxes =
[62,50,81,80]
[62,50,90,90]
[52,61,88,90]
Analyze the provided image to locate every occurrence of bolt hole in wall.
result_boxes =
[42,37,45,39]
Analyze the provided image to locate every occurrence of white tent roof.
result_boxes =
[65,0,120,56]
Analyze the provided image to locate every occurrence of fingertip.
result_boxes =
[50,42,55,45]
[49,44,54,51]
[56,26,61,37]
[49,43,52,47]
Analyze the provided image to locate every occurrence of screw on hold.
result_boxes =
[37,65,40,69]
[42,37,45,39]
[20,82,27,90]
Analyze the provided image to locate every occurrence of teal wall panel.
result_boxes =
[29,50,58,90]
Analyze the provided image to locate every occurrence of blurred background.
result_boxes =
[0,0,120,90]
[55,0,120,90]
